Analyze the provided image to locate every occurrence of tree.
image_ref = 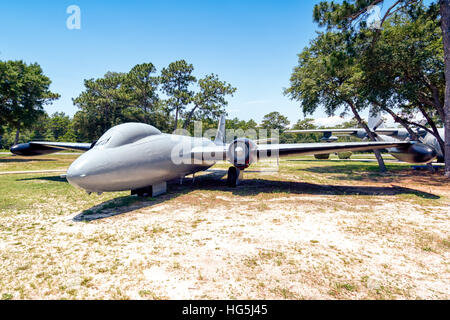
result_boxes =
[441,0,450,176]
[183,74,236,129]
[313,0,450,176]
[73,63,171,141]
[47,112,72,141]
[260,111,291,131]
[225,118,258,132]
[285,32,387,171]
[73,72,128,141]
[160,60,196,132]
[260,112,291,144]
[125,63,160,116]
[0,60,59,144]
[359,4,445,153]
[290,118,322,143]
[123,63,171,132]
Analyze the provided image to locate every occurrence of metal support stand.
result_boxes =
[151,182,167,197]
[131,181,167,197]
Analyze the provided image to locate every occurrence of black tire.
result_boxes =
[227,167,238,187]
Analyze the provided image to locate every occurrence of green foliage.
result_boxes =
[0,60,59,142]
[361,3,444,126]
[338,151,353,159]
[310,0,449,173]
[313,0,418,31]
[0,112,77,148]
[285,29,367,118]
[289,118,321,143]
[226,118,258,131]
[315,154,331,159]
[71,60,236,140]
[184,74,236,129]
[260,112,290,131]
[286,1,444,139]
[1,59,238,144]
[47,112,72,141]
[160,60,196,131]
[73,71,134,141]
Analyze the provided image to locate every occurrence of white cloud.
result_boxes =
[312,114,399,128]
[313,116,352,127]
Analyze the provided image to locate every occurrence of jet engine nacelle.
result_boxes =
[227,138,258,170]
[10,143,62,156]
[389,142,437,164]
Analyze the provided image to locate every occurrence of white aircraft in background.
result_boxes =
[288,113,444,163]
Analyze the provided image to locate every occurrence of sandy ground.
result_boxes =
[0,165,448,300]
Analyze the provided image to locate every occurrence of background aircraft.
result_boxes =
[288,112,444,163]
[10,116,436,197]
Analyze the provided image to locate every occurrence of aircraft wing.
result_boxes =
[287,128,400,136]
[10,141,92,156]
[191,141,414,161]
[287,129,359,135]
[256,141,410,157]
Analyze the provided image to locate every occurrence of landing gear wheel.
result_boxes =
[227,167,239,187]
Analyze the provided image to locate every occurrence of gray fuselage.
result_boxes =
[66,123,216,193]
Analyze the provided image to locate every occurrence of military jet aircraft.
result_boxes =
[10,116,437,197]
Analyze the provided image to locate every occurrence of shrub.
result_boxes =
[338,151,352,159]
[314,153,330,160]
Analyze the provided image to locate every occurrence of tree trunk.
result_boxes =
[379,105,420,140]
[14,128,20,145]
[441,0,450,177]
[348,102,387,172]
[173,107,179,132]
[183,105,198,129]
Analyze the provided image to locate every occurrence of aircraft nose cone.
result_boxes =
[66,164,86,189]
[66,153,101,192]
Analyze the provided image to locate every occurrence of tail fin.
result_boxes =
[368,107,384,130]
[214,114,226,145]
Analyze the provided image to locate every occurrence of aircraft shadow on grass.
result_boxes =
[300,164,445,185]
[68,169,439,222]
[16,170,439,222]
[18,176,67,183]
[0,158,53,163]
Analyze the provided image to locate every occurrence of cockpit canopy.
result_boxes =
[93,123,161,149]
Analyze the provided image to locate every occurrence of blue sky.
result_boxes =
[0,0,404,125]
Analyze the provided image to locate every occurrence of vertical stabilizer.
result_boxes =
[214,114,226,145]
[368,107,384,130]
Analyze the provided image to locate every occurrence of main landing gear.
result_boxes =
[227,167,244,187]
